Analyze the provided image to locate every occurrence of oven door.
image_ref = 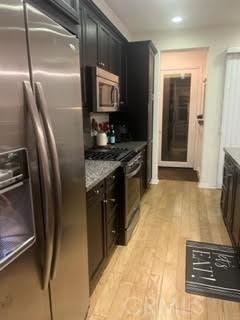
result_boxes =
[125,161,142,228]
[96,76,120,112]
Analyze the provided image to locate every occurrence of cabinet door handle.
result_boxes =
[94,189,100,195]
[112,230,116,234]
[103,199,108,204]
[109,198,116,203]
[112,175,116,180]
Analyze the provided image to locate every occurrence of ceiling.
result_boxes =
[104,0,240,33]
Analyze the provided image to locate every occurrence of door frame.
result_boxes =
[158,67,200,168]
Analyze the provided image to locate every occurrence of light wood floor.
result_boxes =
[87,180,240,320]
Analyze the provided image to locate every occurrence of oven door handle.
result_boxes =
[35,82,62,280]
[23,81,54,290]
[126,162,143,179]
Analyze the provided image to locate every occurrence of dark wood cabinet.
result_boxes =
[126,41,157,185]
[86,169,122,293]
[86,182,105,284]
[109,37,122,76]
[221,155,236,234]
[85,12,99,67]
[140,147,147,197]
[232,171,240,247]
[221,153,240,256]
[46,0,79,21]
[98,26,110,70]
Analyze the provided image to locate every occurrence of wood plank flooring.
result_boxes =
[86,180,240,320]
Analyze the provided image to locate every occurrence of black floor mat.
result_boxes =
[186,240,240,302]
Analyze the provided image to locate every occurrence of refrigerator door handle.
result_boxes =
[35,82,62,280]
[23,81,55,290]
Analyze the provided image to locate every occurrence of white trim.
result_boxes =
[159,161,192,168]
[151,52,161,184]
[198,182,219,189]
[158,68,199,168]
[150,178,160,185]
[227,47,240,54]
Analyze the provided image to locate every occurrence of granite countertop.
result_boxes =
[113,141,147,152]
[85,160,121,192]
[224,147,240,168]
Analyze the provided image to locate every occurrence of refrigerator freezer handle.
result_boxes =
[23,81,55,290]
[35,82,63,280]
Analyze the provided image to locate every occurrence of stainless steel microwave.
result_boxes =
[87,67,120,112]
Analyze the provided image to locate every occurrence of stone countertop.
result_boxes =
[224,147,240,168]
[113,141,147,152]
[85,160,121,192]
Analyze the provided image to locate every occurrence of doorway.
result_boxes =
[159,49,208,175]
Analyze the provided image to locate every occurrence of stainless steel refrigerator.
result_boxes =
[0,1,89,319]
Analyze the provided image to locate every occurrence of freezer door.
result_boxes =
[0,1,51,319]
[25,4,90,320]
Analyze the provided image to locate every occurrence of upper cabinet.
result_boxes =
[85,11,99,67]
[126,41,157,141]
[80,2,127,108]
[110,36,122,76]
[46,0,79,21]
[98,26,110,70]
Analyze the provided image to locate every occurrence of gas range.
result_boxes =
[85,147,137,163]
[85,146,144,245]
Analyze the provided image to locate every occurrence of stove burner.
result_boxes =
[85,148,136,162]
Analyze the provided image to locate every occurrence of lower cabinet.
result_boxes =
[232,171,240,248]
[140,146,148,197]
[221,154,240,257]
[221,155,236,234]
[86,181,105,288]
[86,169,122,293]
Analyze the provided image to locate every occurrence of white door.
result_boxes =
[159,68,199,168]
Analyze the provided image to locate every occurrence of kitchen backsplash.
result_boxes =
[83,108,109,149]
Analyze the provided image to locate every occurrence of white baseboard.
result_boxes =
[150,178,160,185]
[198,182,220,189]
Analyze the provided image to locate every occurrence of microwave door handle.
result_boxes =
[111,86,115,106]
[35,82,62,280]
[116,86,120,107]
[23,81,55,290]
[112,87,119,108]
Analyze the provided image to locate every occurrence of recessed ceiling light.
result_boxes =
[172,16,183,24]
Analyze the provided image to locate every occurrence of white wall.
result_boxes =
[133,25,240,188]
[92,0,132,40]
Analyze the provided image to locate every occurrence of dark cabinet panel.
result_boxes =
[221,156,236,233]
[109,36,121,75]
[98,26,110,70]
[85,12,99,67]
[126,41,157,187]
[86,183,105,282]
[46,0,79,21]
[221,154,240,258]
[126,41,157,141]
[140,147,147,197]
[232,171,240,246]
[86,169,122,294]
[106,215,119,253]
